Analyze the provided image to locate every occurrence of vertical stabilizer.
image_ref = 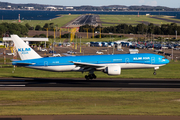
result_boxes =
[11,35,42,60]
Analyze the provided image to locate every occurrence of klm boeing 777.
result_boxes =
[11,35,169,80]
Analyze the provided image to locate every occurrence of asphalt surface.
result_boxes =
[0,78,180,91]
[152,16,180,24]
[72,15,97,25]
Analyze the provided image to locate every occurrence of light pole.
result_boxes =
[80,36,81,53]
[172,46,174,60]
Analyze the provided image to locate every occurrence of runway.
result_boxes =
[1,78,180,120]
[0,78,180,91]
[72,15,97,25]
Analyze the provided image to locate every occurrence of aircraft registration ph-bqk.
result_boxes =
[11,35,169,80]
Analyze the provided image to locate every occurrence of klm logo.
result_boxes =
[18,48,31,54]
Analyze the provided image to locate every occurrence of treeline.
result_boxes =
[0,22,28,37]
[24,22,58,31]
[33,23,57,31]
[79,23,180,35]
[33,33,71,38]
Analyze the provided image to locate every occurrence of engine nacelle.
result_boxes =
[103,65,121,75]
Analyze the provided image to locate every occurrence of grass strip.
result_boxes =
[99,15,180,26]
[0,91,180,115]
[0,15,80,28]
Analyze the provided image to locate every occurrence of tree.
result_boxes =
[39,34,46,38]
[154,26,162,35]
[0,23,28,37]
[128,25,134,33]
[136,23,147,34]
[35,25,42,31]
[25,23,31,30]
[43,23,49,30]
[0,25,7,37]
[148,23,155,34]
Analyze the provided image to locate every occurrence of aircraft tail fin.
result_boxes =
[11,35,42,60]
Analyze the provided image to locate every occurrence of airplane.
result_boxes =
[11,35,169,80]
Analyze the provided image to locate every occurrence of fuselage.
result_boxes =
[12,53,169,72]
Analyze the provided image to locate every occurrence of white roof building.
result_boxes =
[46,7,57,10]
[3,37,48,42]
[66,7,74,9]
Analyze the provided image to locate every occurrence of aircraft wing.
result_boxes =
[70,61,106,71]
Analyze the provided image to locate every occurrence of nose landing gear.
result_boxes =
[153,67,159,75]
[153,70,156,75]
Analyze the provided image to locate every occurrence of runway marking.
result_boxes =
[0,85,26,87]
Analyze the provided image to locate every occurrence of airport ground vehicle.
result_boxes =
[96,51,103,54]
[40,49,47,51]
[11,35,169,80]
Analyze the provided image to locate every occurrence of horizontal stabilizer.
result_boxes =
[11,59,19,61]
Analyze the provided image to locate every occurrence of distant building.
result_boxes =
[65,7,74,10]
[57,7,63,10]
[6,5,11,9]
[25,7,34,10]
[46,6,57,10]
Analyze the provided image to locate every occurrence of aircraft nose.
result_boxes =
[164,58,169,64]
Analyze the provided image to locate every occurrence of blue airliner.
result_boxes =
[11,35,169,80]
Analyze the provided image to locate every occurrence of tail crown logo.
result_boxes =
[18,48,31,54]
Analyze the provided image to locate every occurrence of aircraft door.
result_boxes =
[44,61,48,67]
[151,57,155,64]
[125,58,129,63]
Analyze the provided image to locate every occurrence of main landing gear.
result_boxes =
[85,74,97,80]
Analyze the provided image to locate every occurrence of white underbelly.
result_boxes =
[27,65,80,72]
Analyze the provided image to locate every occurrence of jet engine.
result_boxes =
[103,65,121,75]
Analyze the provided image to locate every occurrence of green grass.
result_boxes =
[0,61,180,78]
[99,15,180,27]
[0,15,80,28]
[0,91,180,115]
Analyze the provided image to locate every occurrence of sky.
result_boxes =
[1,0,180,8]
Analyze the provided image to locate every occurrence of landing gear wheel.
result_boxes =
[85,75,89,80]
[153,72,156,75]
[92,74,96,79]
[85,74,97,80]
[89,75,93,79]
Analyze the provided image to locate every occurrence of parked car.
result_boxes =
[158,51,164,54]
[165,53,171,56]
[96,51,103,54]
[7,53,14,55]
[49,51,56,53]
[40,49,47,51]
[67,51,76,54]
[53,53,61,57]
